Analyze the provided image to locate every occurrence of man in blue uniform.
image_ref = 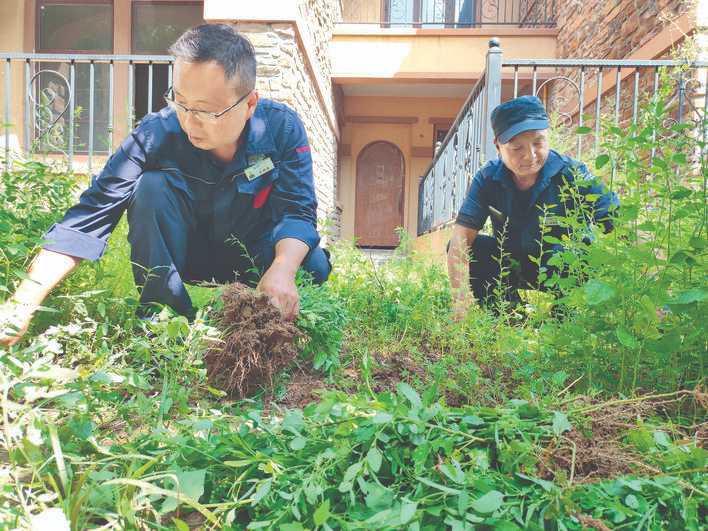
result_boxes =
[1,24,330,345]
[448,96,618,318]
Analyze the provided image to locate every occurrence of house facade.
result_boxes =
[0,0,701,250]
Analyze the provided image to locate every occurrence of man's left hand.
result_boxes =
[256,238,309,321]
[257,264,300,320]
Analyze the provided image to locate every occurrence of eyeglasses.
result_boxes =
[164,86,251,124]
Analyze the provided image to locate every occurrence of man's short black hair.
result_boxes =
[169,24,256,95]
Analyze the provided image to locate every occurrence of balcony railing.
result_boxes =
[417,40,708,235]
[1,53,175,174]
[342,0,557,28]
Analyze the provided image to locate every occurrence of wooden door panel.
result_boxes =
[355,141,405,247]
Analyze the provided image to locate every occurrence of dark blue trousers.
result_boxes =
[126,171,331,317]
[469,234,564,307]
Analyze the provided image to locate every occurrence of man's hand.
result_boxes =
[0,249,81,347]
[257,264,300,321]
[0,300,38,347]
[256,238,309,321]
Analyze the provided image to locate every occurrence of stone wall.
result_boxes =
[538,0,697,146]
[232,0,343,243]
[556,0,692,61]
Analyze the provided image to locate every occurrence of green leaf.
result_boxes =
[689,237,706,251]
[552,411,572,437]
[397,382,422,409]
[470,490,504,514]
[653,430,671,448]
[343,461,363,483]
[365,484,394,510]
[314,499,330,526]
[653,157,668,170]
[246,522,272,530]
[584,279,615,305]
[162,469,206,513]
[373,412,394,424]
[516,473,554,492]
[252,479,272,505]
[172,518,190,531]
[616,326,639,349]
[595,153,610,169]
[167,316,190,338]
[461,415,485,427]
[670,288,707,305]
[400,501,418,524]
[416,476,462,495]
[439,460,466,485]
[672,152,687,164]
[576,126,592,134]
[625,494,639,509]
[290,437,306,451]
[367,445,383,473]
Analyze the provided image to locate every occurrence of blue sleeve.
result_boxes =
[269,111,320,250]
[42,126,150,261]
[573,162,620,233]
[455,170,489,230]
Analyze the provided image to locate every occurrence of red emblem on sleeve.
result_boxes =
[295,145,310,153]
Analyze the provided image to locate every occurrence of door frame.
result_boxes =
[354,140,406,248]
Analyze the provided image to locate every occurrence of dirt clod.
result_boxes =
[205,283,302,399]
[542,390,706,483]
[277,369,329,409]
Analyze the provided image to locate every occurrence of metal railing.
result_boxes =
[418,39,501,234]
[343,0,556,28]
[1,53,175,174]
[417,42,708,235]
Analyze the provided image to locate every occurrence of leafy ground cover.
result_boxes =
[0,91,706,529]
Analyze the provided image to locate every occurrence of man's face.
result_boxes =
[497,129,550,181]
[171,59,258,159]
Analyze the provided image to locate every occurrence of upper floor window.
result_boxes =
[37,0,114,53]
[131,1,204,54]
[384,0,475,28]
[131,2,204,119]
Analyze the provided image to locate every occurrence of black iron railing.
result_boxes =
[343,0,557,28]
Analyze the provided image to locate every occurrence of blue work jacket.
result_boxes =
[42,99,319,261]
[456,150,619,257]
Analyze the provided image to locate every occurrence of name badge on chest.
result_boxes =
[244,156,275,181]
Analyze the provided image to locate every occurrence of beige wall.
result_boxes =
[339,95,464,242]
[411,224,453,261]
[331,29,557,81]
[0,0,26,157]
[342,0,380,23]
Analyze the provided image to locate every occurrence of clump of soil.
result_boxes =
[205,283,302,399]
[371,350,427,393]
[541,389,706,482]
[541,399,653,482]
[277,369,329,409]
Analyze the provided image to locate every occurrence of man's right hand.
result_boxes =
[0,249,82,348]
[0,300,38,347]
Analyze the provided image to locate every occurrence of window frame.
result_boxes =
[36,0,115,54]
[130,0,204,55]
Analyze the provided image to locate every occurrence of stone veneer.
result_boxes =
[536,0,697,140]
[231,0,343,243]
[555,0,692,61]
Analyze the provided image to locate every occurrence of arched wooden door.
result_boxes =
[355,141,405,248]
